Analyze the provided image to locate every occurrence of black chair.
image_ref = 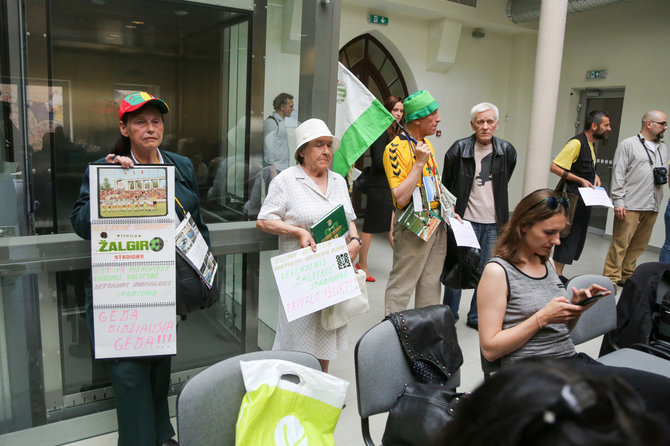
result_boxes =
[355,317,461,446]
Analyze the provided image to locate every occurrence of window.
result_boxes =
[339,34,407,214]
[339,34,408,101]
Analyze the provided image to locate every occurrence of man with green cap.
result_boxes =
[382,90,447,314]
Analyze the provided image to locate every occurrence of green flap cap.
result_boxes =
[404,90,439,122]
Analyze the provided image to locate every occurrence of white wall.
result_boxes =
[554,0,670,249]
[341,0,670,251]
[340,3,537,208]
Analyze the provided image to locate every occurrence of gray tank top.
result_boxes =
[490,257,575,366]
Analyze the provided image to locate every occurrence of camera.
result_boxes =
[653,166,667,185]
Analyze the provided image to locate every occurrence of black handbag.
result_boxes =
[381,382,468,446]
[173,194,218,315]
[440,223,481,289]
[554,171,579,237]
[175,250,219,315]
[353,166,371,193]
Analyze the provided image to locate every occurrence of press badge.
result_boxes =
[424,175,438,202]
[412,187,423,212]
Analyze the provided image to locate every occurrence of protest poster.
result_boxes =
[270,237,360,322]
[88,164,177,358]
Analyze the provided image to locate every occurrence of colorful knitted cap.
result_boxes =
[404,90,439,122]
[119,92,169,120]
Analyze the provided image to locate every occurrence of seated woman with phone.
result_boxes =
[477,188,670,422]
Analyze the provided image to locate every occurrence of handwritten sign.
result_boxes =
[270,238,360,322]
[89,164,177,359]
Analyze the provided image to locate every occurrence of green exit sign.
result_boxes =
[369,14,389,25]
[586,70,608,80]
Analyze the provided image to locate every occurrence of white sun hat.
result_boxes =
[294,118,340,153]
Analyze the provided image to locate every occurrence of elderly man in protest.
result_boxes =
[382,90,447,315]
[441,102,517,328]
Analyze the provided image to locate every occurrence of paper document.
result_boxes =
[448,218,481,249]
[439,184,457,220]
[578,186,613,208]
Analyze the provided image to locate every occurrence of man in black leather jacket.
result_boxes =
[441,102,517,328]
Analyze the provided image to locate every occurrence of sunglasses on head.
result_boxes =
[529,196,570,211]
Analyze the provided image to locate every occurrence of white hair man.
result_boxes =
[441,102,517,329]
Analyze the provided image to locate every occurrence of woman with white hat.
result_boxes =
[257,118,360,372]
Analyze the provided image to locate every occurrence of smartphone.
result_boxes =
[574,291,609,306]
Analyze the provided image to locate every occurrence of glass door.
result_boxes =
[11,0,254,427]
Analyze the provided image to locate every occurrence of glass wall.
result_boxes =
[0,0,258,439]
[257,0,302,349]
[0,0,337,441]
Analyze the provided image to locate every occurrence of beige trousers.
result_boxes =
[603,210,658,283]
[384,216,447,315]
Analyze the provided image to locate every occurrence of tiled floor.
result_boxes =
[66,230,657,445]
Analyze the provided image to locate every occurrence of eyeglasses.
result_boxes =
[651,121,668,127]
[529,196,570,211]
[521,377,644,440]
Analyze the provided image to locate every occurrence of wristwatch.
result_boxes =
[350,236,362,246]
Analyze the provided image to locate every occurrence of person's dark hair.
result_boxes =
[445,359,669,446]
[383,95,405,139]
[110,104,164,156]
[585,110,610,132]
[273,93,294,111]
[494,188,567,264]
[294,142,307,165]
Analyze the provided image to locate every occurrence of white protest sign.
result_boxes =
[89,164,177,359]
[271,237,360,322]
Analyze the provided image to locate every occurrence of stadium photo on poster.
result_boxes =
[97,166,169,218]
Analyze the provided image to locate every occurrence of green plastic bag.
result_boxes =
[236,359,349,446]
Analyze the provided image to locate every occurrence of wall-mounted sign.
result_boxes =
[369,14,389,25]
[586,70,607,80]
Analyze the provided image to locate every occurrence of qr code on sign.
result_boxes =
[336,253,351,270]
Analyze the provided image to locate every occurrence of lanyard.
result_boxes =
[403,130,441,207]
[638,134,662,166]
[175,197,186,218]
[404,130,438,178]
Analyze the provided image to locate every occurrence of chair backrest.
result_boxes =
[176,350,321,446]
[355,320,415,420]
[656,270,670,306]
[566,274,617,345]
[354,318,460,445]
[480,351,501,380]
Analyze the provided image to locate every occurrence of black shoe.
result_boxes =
[466,319,478,330]
[159,439,178,446]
